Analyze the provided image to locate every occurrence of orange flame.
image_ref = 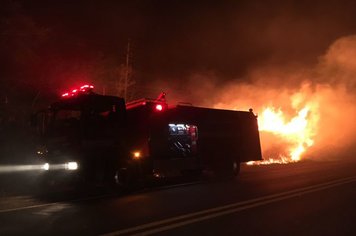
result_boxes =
[247,98,319,165]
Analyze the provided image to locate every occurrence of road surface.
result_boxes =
[0,158,355,235]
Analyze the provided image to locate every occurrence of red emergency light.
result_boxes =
[80,84,94,91]
[155,104,163,111]
[61,84,94,98]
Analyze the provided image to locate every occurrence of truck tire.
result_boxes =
[214,157,240,181]
[113,167,139,191]
[232,159,240,176]
[114,168,130,188]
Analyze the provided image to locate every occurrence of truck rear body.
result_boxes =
[125,101,262,178]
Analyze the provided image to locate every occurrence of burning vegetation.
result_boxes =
[255,100,317,164]
[234,36,356,164]
[215,82,322,165]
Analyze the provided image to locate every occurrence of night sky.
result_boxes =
[2,0,356,104]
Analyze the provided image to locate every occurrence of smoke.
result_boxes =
[317,35,356,90]
[162,35,356,161]
[308,84,356,160]
[309,36,356,159]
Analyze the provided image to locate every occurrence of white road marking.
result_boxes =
[101,176,356,236]
[0,181,201,214]
[0,193,115,213]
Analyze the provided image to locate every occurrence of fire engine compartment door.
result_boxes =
[151,123,199,177]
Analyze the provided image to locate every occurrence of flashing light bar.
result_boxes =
[80,85,94,91]
[61,84,94,98]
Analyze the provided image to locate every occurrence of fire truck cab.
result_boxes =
[35,86,127,187]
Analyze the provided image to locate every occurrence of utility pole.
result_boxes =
[124,39,130,101]
[116,39,135,101]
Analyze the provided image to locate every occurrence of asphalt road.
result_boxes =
[0,158,355,236]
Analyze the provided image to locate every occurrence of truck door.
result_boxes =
[151,123,200,178]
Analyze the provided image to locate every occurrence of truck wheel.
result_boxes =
[232,160,240,176]
[114,169,129,187]
[214,158,240,181]
[113,168,137,191]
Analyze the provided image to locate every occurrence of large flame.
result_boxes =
[247,96,319,165]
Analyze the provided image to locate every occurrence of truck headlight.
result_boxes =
[65,162,78,170]
[42,163,49,171]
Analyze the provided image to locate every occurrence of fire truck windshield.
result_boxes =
[50,109,81,138]
[35,94,126,155]
[47,107,121,140]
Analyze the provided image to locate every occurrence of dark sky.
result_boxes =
[2,0,356,101]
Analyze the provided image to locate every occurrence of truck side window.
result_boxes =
[168,124,198,158]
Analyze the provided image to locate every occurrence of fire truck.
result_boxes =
[34,85,262,188]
